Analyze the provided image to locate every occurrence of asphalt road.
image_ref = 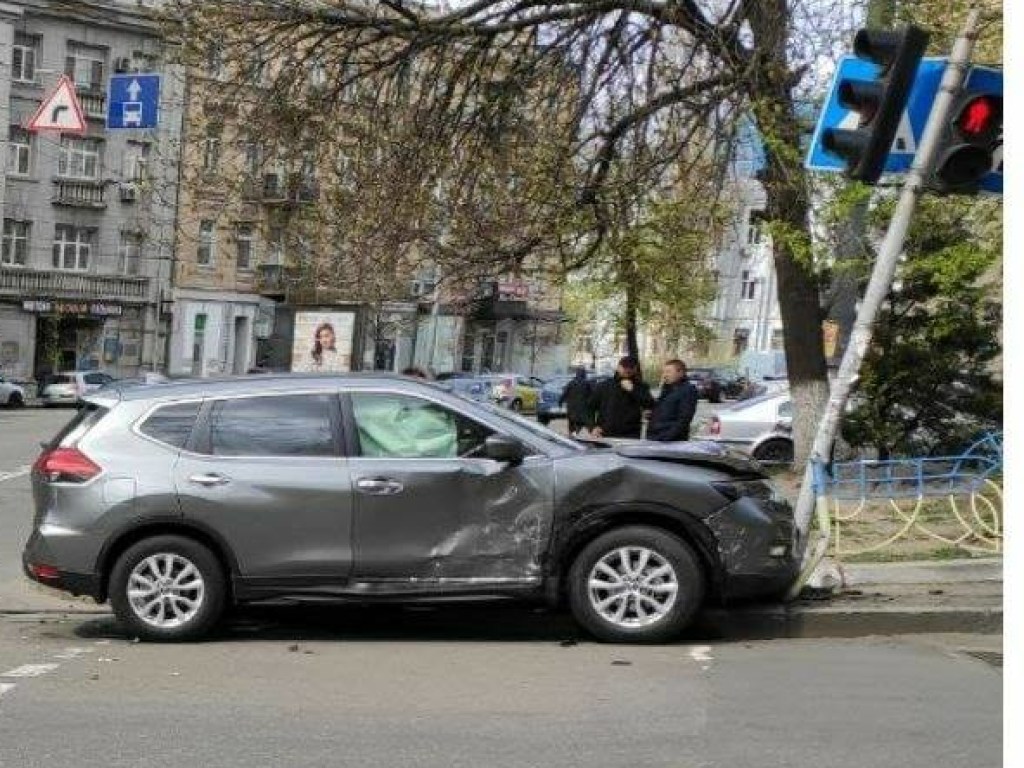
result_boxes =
[0,611,1002,768]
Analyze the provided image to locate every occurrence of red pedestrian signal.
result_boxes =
[932,92,1002,194]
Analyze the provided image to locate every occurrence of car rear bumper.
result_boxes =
[22,556,101,601]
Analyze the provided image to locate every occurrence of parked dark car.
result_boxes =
[713,370,748,400]
[687,368,723,403]
[23,375,797,644]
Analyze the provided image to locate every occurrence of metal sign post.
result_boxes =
[789,7,985,597]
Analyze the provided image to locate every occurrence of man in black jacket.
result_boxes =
[559,367,592,435]
[647,359,699,442]
[588,356,654,439]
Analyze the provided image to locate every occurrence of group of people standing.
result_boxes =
[559,356,699,442]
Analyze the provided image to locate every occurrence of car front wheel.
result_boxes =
[568,526,704,644]
[109,535,227,642]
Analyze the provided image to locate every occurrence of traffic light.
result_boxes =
[932,90,1003,194]
[822,25,930,184]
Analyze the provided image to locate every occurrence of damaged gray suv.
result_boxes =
[23,375,797,643]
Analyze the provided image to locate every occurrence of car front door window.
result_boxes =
[350,393,492,459]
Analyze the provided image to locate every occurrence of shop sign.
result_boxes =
[22,300,123,317]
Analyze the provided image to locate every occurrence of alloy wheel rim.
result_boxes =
[127,553,205,629]
[588,546,678,628]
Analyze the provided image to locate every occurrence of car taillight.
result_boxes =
[32,447,101,483]
[27,563,60,580]
[708,416,721,436]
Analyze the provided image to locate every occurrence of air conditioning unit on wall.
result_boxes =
[114,57,133,73]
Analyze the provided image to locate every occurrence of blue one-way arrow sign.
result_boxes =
[806,58,1002,194]
[107,73,160,130]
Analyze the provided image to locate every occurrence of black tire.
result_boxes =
[6,392,23,408]
[109,535,227,642]
[567,525,705,644]
[538,415,551,426]
[510,399,523,412]
[752,438,794,465]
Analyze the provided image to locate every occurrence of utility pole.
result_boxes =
[790,7,985,593]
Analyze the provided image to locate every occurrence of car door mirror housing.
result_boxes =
[484,435,526,464]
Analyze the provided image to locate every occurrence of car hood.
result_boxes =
[608,439,766,477]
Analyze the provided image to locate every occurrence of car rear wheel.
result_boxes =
[6,392,23,408]
[752,438,794,465]
[538,415,551,425]
[510,399,523,412]
[568,526,704,644]
[109,535,227,642]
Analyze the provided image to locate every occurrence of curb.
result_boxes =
[697,604,1002,640]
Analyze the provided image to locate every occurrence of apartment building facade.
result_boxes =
[0,0,182,382]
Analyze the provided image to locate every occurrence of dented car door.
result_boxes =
[345,391,554,584]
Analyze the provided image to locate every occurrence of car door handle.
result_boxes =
[188,473,231,487]
[355,478,404,496]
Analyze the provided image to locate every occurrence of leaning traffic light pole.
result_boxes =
[788,7,985,598]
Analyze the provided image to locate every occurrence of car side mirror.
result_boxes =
[484,434,526,465]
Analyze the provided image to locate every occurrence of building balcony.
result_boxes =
[0,268,149,302]
[77,89,107,120]
[52,179,106,208]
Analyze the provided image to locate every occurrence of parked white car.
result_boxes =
[40,371,116,406]
[702,389,794,464]
[0,374,26,408]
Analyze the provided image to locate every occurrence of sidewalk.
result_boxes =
[0,559,1002,639]
[699,558,1002,640]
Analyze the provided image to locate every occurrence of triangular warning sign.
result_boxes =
[26,75,87,134]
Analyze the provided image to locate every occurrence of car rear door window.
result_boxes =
[139,402,201,449]
[83,373,109,386]
[350,393,492,459]
[208,394,337,457]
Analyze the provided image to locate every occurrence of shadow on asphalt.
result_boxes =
[69,603,745,645]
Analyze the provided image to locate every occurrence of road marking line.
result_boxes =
[1,663,59,678]
[0,683,15,699]
[0,466,30,483]
[689,645,713,663]
[53,647,88,660]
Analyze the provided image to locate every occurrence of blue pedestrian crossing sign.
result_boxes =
[806,58,1002,194]
[107,74,160,130]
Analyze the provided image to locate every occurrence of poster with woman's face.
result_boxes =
[291,311,356,373]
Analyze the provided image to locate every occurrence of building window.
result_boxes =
[243,141,262,176]
[235,224,254,270]
[197,220,216,266]
[12,34,38,84]
[119,233,142,275]
[205,42,223,78]
[1,220,30,267]
[747,219,762,246]
[65,44,105,90]
[192,314,207,369]
[58,137,100,180]
[741,270,757,300]
[7,127,31,177]
[733,328,750,357]
[124,141,149,182]
[52,225,92,271]
[201,133,220,174]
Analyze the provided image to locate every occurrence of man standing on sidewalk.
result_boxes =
[647,359,699,442]
[559,367,593,435]
[588,356,653,439]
